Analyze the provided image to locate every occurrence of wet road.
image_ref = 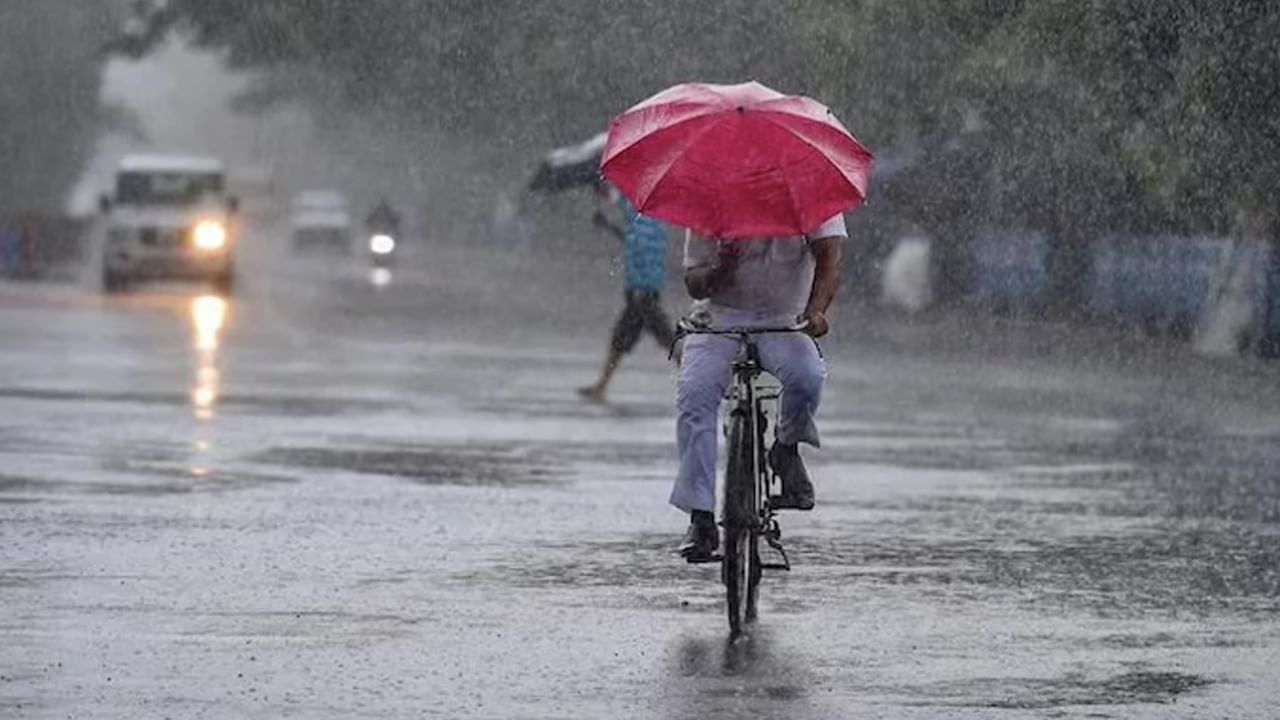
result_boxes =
[2,245,1279,718]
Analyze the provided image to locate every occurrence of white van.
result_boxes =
[99,154,238,293]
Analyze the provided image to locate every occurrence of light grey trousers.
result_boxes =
[670,331,825,513]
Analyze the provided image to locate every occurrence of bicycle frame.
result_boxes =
[724,340,770,529]
[724,338,791,570]
[675,318,803,635]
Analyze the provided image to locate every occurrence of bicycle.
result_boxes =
[674,317,804,637]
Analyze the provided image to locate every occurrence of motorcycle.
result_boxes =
[366,230,397,269]
[363,229,397,287]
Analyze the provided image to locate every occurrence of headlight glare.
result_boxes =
[193,221,228,251]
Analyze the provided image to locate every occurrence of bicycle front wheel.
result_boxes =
[722,408,758,637]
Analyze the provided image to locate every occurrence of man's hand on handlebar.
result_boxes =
[802,309,829,338]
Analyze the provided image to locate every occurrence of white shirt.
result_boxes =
[683,215,847,325]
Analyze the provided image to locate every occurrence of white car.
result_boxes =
[99,154,238,293]
[290,190,352,254]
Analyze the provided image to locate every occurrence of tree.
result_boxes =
[119,0,1280,317]
[797,0,1280,311]
[114,1,813,149]
[0,1,129,216]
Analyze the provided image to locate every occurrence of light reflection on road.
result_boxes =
[189,294,227,475]
[191,295,226,420]
[192,294,227,353]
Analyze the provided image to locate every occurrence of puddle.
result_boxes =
[461,533,691,589]
[0,386,391,417]
[253,443,561,486]
[0,470,295,499]
[901,669,1213,709]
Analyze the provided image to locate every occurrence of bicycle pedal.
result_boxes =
[764,534,792,571]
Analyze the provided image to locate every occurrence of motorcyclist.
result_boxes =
[365,198,402,237]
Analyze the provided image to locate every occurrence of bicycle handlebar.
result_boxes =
[675,317,810,336]
[670,317,810,360]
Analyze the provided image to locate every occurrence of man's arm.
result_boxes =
[802,236,843,337]
[684,241,739,299]
[592,190,626,243]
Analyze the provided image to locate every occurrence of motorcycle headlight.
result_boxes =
[369,234,395,255]
[193,221,228,251]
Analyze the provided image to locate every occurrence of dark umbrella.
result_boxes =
[526,132,608,193]
[493,132,608,249]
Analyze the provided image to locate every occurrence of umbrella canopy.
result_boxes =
[527,132,608,193]
[601,81,873,238]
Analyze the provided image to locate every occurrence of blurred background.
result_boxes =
[2,2,1279,718]
[1,0,1276,351]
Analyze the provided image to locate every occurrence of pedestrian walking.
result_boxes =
[577,182,676,402]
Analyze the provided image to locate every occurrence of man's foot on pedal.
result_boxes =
[769,442,815,510]
[576,384,606,403]
[678,510,719,562]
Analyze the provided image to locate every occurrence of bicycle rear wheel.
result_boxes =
[722,408,759,637]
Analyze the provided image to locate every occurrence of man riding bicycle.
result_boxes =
[674,215,847,561]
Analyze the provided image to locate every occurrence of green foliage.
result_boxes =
[806,0,1280,239]
[129,1,809,147]
[121,0,1279,242]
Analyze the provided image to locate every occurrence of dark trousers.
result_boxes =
[610,290,675,353]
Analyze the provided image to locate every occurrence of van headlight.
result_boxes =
[193,221,228,251]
